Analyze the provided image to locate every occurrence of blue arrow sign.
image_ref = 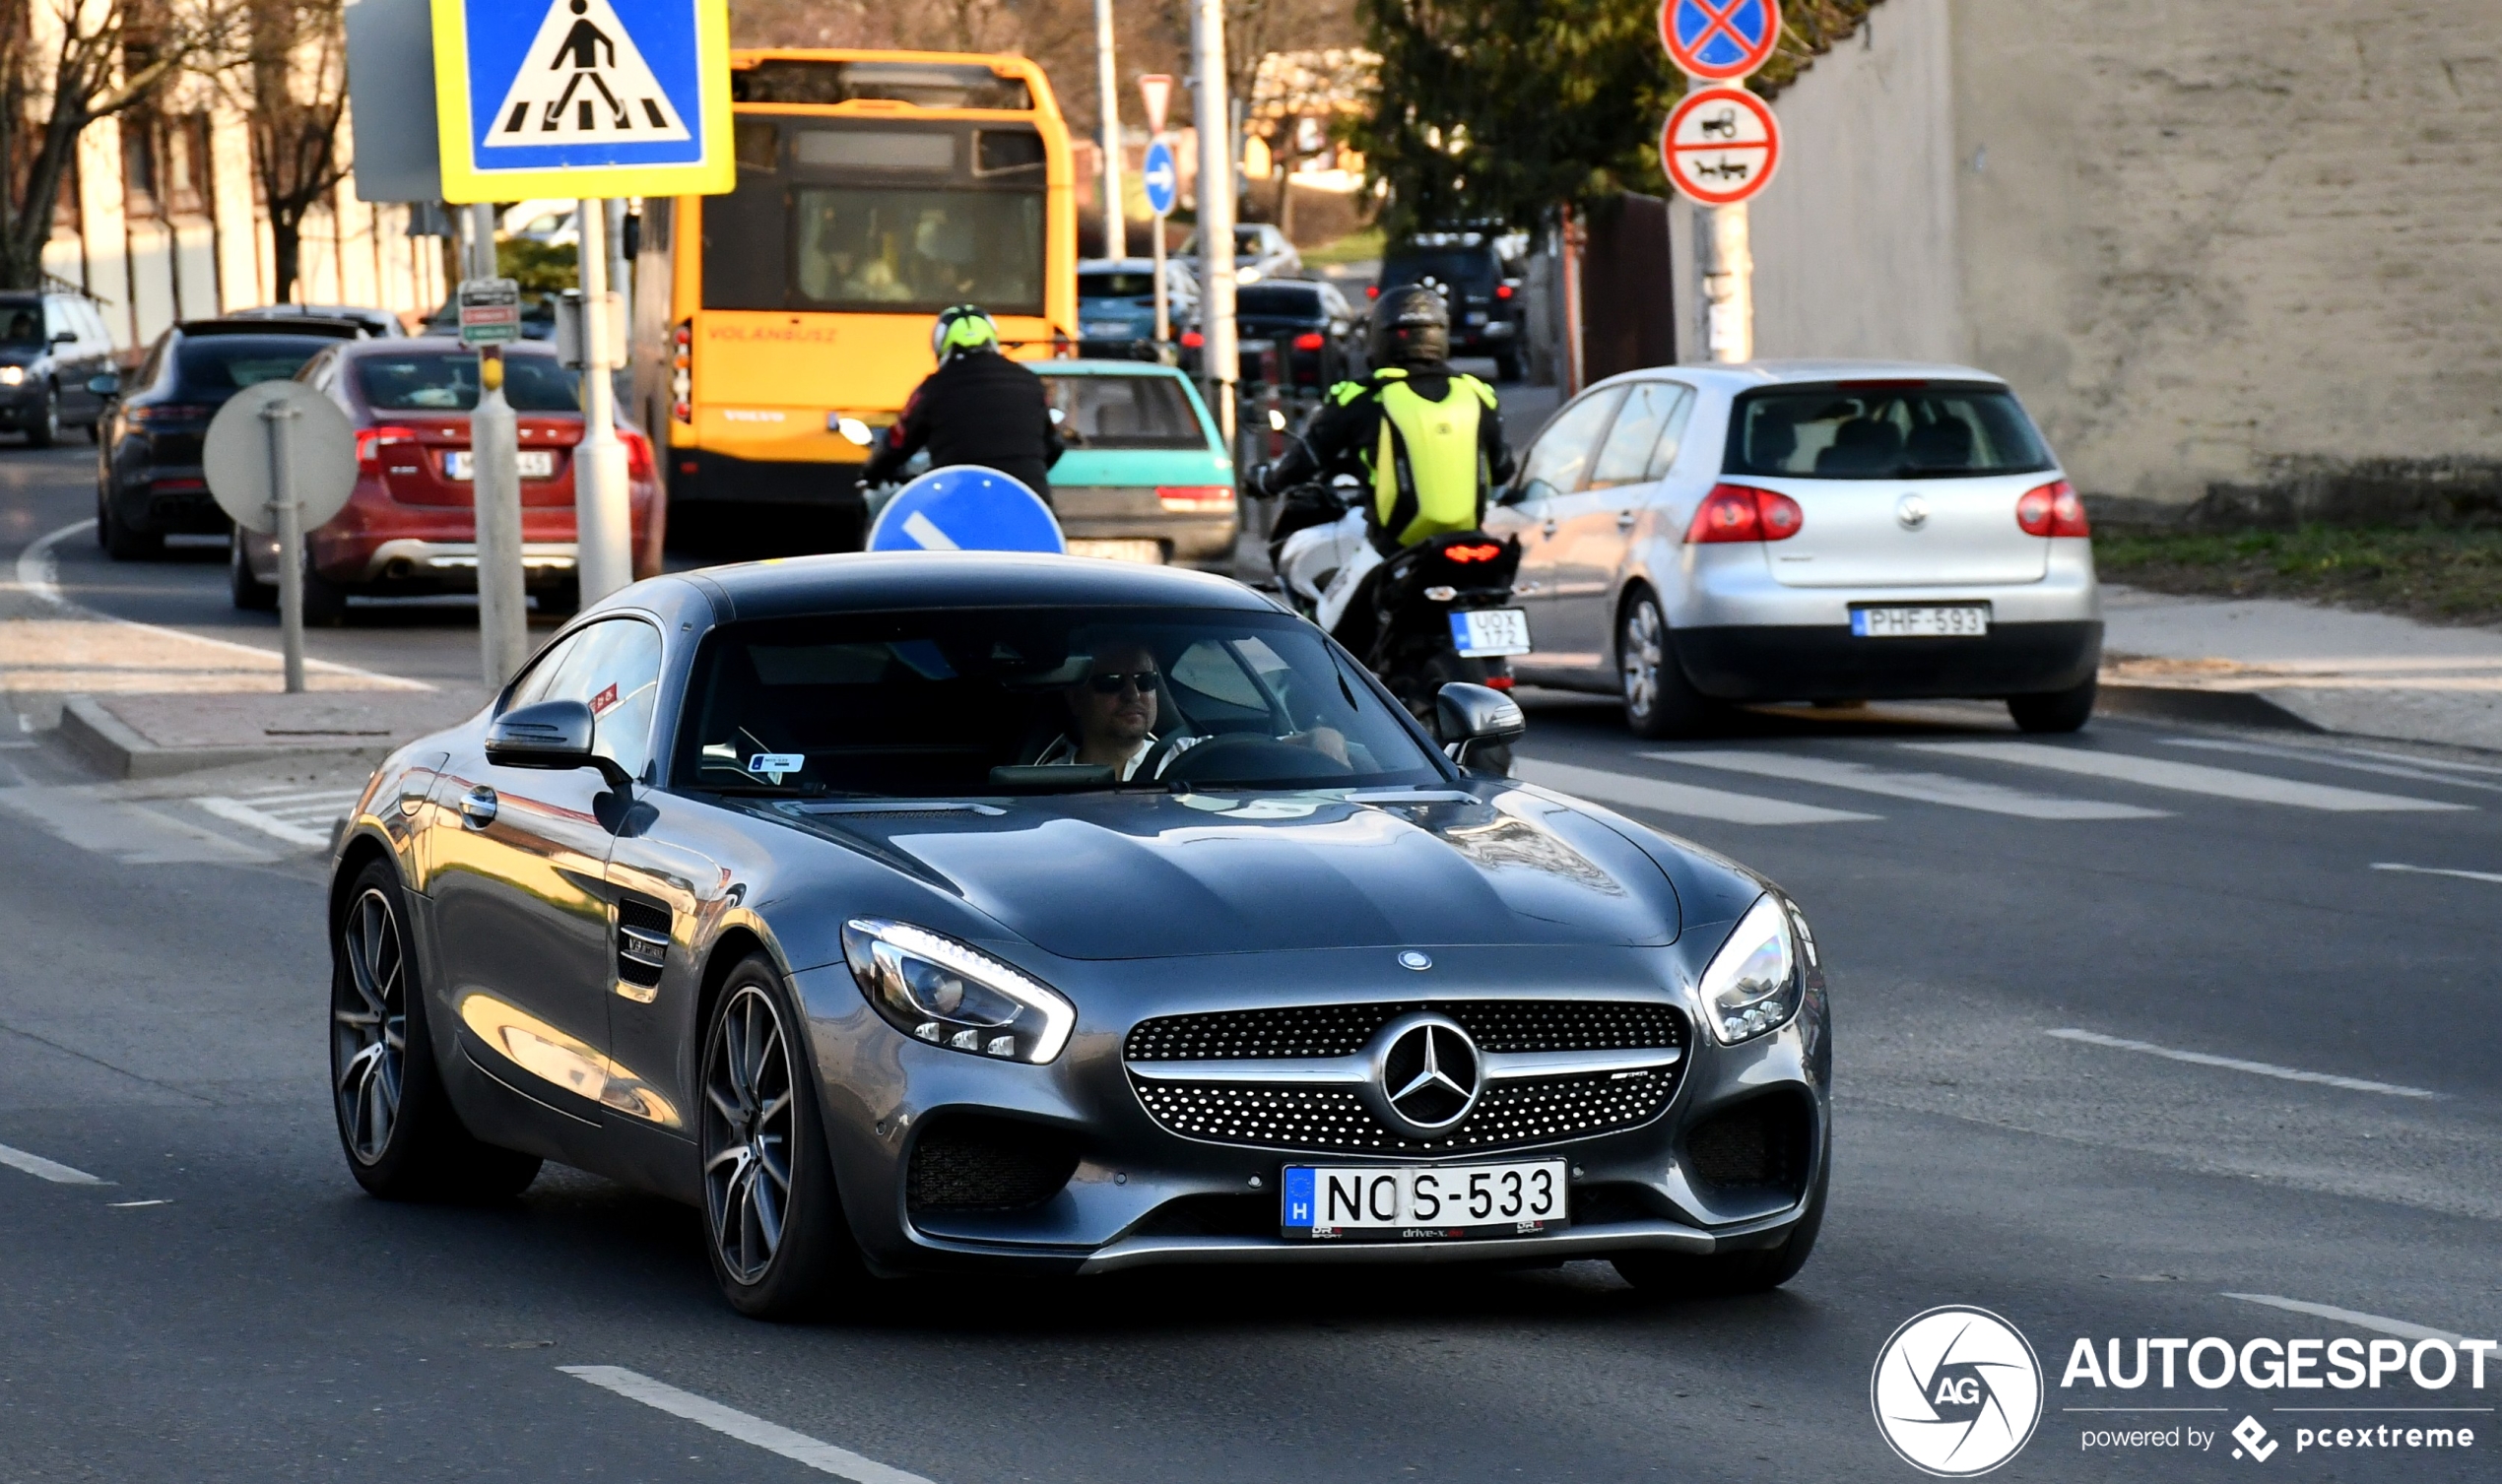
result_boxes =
[1142,139,1179,218]
[867,466,1066,554]
[431,0,733,201]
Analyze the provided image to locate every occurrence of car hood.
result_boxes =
[786,785,1681,959]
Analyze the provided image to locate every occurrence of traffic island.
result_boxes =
[59,689,492,780]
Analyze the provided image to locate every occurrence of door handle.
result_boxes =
[459,786,498,829]
[1615,510,1638,530]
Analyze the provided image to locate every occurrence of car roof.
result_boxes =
[1078,259,1165,274]
[1585,358,2011,395]
[175,317,362,340]
[1036,358,1191,379]
[333,334,560,357]
[668,551,1274,622]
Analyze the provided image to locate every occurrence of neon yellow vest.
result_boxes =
[1370,368,1498,547]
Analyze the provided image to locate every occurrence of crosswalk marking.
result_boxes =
[2164,737,2502,795]
[1513,758,1878,826]
[194,788,360,848]
[1901,742,2471,812]
[1641,749,2169,820]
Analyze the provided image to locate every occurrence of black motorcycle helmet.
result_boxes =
[1368,285,1451,367]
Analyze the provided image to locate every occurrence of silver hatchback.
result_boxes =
[1484,360,2101,736]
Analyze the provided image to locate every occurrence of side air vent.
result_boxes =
[616,898,672,999]
[906,1116,1082,1214]
[1684,1092,1815,1200]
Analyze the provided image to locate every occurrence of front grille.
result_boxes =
[906,1117,1082,1213]
[1125,1000,1681,1062]
[1125,1000,1684,1155]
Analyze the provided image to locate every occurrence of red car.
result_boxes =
[232,337,662,622]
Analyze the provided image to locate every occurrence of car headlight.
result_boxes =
[1699,894,1803,1045]
[0,366,23,386]
[841,918,1075,1064]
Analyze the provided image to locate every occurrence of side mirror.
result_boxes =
[485,698,632,787]
[1435,681,1525,768]
[87,373,120,399]
[50,329,75,345]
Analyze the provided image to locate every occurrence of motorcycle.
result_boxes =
[1255,459,1528,771]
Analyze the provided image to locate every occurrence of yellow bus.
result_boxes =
[630,50,1078,546]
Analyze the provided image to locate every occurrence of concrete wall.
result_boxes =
[1745,0,1962,364]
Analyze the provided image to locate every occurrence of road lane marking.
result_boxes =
[2165,737,2502,794]
[560,1366,936,1484]
[1513,757,1878,826]
[2222,1294,2467,1345]
[107,1198,170,1208]
[1643,748,2167,819]
[0,1140,106,1184]
[2371,862,2502,886]
[196,794,350,848]
[1905,742,2470,812]
[13,519,429,691]
[2045,1028,2437,1099]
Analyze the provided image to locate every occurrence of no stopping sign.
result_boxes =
[1662,85,1781,206]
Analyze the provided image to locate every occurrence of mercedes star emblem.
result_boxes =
[1361,1011,1482,1137]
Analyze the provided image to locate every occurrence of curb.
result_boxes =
[58,696,404,780]
[2094,682,2322,733]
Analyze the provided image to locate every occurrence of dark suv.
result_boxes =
[0,290,117,446]
[95,319,360,558]
[1376,234,1524,381]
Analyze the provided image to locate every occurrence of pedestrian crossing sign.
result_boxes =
[430,0,732,201]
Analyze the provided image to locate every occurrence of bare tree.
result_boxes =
[0,0,226,289]
[230,0,345,304]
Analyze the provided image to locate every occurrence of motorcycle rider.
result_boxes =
[861,304,1064,499]
[1260,286,1514,552]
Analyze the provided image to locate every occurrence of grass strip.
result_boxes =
[2096,526,2502,625]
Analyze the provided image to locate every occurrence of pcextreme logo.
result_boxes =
[1872,1306,2046,1476]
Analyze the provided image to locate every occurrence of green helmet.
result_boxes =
[932,304,1001,359]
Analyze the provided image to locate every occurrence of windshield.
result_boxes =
[1726,385,2056,480]
[356,353,580,413]
[675,608,1441,799]
[1382,249,1497,289]
[790,187,1044,313]
[1235,286,1323,318]
[0,301,44,349]
[1080,271,1158,298]
[1038,374,1208,449]
[175,339,324,393]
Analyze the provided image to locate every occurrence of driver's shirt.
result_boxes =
[1032,733,1204,780]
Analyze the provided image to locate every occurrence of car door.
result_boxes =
[1492,385,1624,677]
[428,616,665,1124]
[39,296,85,419]
[1544,381,1696,668]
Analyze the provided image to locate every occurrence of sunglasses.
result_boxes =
[1086,670,1159,695]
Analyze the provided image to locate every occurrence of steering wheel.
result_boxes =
[1157,734,1351,787]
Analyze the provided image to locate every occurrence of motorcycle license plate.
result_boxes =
[1451,609,1531,657]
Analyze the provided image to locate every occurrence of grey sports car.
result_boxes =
[328,554,1830,1317]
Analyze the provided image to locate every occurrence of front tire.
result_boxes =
[2008,676,2096,734]
[1618,590,1712,739]
[26,384,58,448]
[699,955,859,1320]
[230,528,275,611]
[331,860,542,1200]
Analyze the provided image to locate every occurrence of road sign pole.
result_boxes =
[473,350,528,686]
[1700,202,1752,362]
[1191,0,1237,446]
[1152,208,1169,345]
[573,198,633,606]
[263,401,306,694]
[1093,0,1124,261]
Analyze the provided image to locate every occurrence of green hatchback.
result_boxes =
[1039,360,1237,570]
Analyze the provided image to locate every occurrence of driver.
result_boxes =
[1033,640,1187,780]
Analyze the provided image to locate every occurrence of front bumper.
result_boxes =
[788,939,1830,1277]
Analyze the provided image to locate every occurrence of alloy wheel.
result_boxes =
[1621,598,1665,718]
[332,886,408,1164]
[702,985,797,1286]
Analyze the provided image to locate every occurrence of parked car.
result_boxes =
[1076,257,1198,358]
[94,318,362,558]
[1178,222,1302,284]
[1481,360,2101,736]
[327,554,1829,1316]
[0,289,118,447]
[1179,280,1365,391]
[231,337,661,622]
[1376,234,1523,380]
[1035,360,1235,568]
[224,304,407,338]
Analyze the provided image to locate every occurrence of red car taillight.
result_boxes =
[1364,285,1379,299]
[2016,479,2088,537]
[1180,330,1205,348]
[1292,332,1324,351]
[1685,484,1804,544]
[355,424,418,469]
[128,403,214,425]
[620,427,654,481]
[1156,484,1233,512]
[1495,284,1515,299]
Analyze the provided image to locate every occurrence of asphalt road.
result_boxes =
[3,440,2497,1481]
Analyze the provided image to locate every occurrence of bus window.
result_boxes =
[791,190,1043,313]
[795,131,956,171]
